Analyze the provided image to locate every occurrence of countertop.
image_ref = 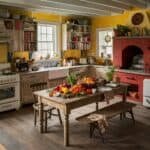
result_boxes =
[116,69,150,76]
[20,65,149,76]
[19,65,90,75]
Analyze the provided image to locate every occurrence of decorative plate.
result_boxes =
[131,12,144,25]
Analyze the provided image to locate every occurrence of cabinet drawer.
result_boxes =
[21,72,48,82]
[117,72,138,85]
[49,69,68,80]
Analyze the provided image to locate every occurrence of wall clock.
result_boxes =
[131,12,144,25]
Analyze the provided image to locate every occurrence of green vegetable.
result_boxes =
[66,73,77,86]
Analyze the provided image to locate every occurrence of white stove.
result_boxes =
[0,63,20,112]
[0,74,20,84]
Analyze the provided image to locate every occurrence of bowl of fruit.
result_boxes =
[49,76,98,98]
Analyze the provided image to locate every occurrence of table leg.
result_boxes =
[96,102,99,111]
[64,114,69,146]
[44,112,48,132]
[39,100,44,133]
[123,86,127,102]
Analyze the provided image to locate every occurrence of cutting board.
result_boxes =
[0,44,8,63]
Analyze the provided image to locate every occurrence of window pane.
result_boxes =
[38,43,42,50]
[41,34,46,41]
[47,34,52,41]
[50,43,53,51]
[41,26,46,33]
[41,42,47,50]
[37,23,58,58]
[97,29,113,59]
[47,27,52,34]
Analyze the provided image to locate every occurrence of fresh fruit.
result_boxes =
[86,89,92,94]
[49,76,97,97]
[83,77,96,84]
[54,86,60,92]
[61,87,69,94]
[70,84,84,95]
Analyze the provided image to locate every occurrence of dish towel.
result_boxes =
[87,114,108,133]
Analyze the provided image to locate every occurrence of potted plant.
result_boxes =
[106,66,115,82]
[115,25,131,36]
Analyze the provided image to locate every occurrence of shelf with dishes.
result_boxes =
[67,41,91,50]
[62,23,91,51]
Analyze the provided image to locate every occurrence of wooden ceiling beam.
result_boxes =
[0,0,106,16]
[42,0,124,13]
[41,1,111,16]
[114,0,147,8]
[80,0,131,10]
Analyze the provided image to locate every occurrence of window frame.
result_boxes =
[96,27,114,59]
[37,21,61,58]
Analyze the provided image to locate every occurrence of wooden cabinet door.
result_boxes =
[20,72,48,104]
[69,67,88,77]
[48,77,66,88]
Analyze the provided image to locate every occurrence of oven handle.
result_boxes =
[0,82,19,89]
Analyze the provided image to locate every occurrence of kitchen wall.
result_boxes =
[0,7,68,62]
[90,8,150,56]
[0,6,149,62]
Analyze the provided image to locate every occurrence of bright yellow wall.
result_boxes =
[31,12,62,23]
[91,12,129,55]
[90,8,150,55]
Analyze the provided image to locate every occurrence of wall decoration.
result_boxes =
[131,13,144,25]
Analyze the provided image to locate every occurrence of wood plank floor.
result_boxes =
[0,99,150,150]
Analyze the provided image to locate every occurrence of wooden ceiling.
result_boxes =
[0,0,149,16]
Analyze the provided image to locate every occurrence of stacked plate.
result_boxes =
[98,87,112,92]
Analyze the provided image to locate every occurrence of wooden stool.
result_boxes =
[31,82,62,132]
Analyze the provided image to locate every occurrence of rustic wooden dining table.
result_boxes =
[34,84,128,147]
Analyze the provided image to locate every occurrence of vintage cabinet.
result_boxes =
[69,66,88,77]
[23,21,37,51]
[116,71,150,102]
[20,72,48,104]
[95,66,111,80]
[48,77,66,88]
[48,68,69,88]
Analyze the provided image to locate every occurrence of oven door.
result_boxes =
[0,82,20,104]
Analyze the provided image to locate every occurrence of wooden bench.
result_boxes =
[76,102,136,142]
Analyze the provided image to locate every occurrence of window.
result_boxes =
[37,23,59,58]
[97,29,114,59]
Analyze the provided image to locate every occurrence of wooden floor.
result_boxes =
[0,99,150,150]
